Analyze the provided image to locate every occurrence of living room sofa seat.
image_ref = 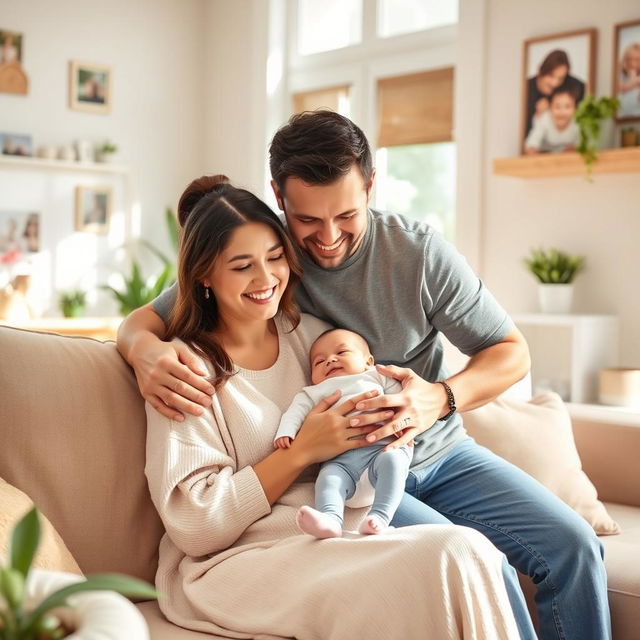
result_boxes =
[0,326,638,639]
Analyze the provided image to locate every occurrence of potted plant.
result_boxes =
[524,248,585,314]
[95,140,118,163]
[58,289,86,318]
[574,95,620,180]
[0,507,156,639]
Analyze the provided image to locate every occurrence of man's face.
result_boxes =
[272,165,374,269]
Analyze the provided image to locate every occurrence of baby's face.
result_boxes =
[550,92,576,130]
[310,329,374,384]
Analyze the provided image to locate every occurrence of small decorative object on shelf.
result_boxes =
[574,95,621,180]
[621,126,639,147]
[0,507,156,639]
[95,140,117,163]
[58,288,86,318]
[524,247,585,314]
[599,368,640,408]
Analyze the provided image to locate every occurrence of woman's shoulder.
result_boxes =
[276,313,333,353]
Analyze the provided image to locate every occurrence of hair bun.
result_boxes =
[178,174,231,227]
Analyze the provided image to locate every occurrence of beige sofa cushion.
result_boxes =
[0,327,164,583]
[0,477,82,575]
[462,392,620,536]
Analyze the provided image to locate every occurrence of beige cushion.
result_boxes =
[0,327,165,582]
[0,477,82,575]
[462,392,620,536]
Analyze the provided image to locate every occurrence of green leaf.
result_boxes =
[166,207,180,253]
[0,567,24,610]
[22,573,157,633]
[9,507,40,579]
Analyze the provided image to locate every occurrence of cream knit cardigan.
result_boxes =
[144,314,520,640]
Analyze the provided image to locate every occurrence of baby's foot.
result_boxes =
[359,514,387,535]
[296,506,342,539]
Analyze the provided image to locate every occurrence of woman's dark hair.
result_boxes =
[269,110,373,194]
[166,175,301,389]
[539,49,570,77]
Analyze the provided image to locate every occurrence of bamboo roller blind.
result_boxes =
[292,85,350,114]
[377,67,454,147]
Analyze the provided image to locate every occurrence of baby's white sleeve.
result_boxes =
[274,391,315,441]
[525,116,545,149]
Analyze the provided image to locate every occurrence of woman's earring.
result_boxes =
[204,286,210,300]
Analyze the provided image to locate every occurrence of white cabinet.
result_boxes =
[511,314,619,403]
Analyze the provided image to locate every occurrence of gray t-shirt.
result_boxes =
[152,208,512,470]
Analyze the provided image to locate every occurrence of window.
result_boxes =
[292,85,351,116]
[375,68,455,239]
[377,0,458,38]
[297,0,362,56]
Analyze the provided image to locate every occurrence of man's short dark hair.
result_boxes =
[269,110,373,194]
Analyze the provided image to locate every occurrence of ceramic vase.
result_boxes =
[538,283,573,314]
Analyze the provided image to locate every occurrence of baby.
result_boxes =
[525,86,579,154]
[274,328,413,539]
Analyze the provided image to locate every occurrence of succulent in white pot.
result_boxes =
[0,507,157,639]
[524,248,585,314]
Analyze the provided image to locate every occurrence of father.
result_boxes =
[117,110,609,640]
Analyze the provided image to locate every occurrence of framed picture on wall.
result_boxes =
[0,132,32,156]
[69,60,112,114]
[75,186,112,234]
[521,28,596,154]
[613,19,640,122]
[0,29,28,95]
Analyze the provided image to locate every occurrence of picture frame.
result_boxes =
[521,28,596,153]
[0,29,28,95]
[69,60,112,114]
[0,132,32,157]
[75,186,112,234]
[612,19,640,122]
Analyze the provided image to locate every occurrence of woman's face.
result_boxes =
[538,64,569,95]
[204,222,290,326]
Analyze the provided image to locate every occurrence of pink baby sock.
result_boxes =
[296,506,342,539]
[358,514,387,535]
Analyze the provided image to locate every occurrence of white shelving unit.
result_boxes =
[0,154,131,175]
[511,314,619,404]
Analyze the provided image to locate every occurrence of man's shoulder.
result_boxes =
[369,209,434,241]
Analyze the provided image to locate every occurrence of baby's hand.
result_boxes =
[274,436,293,449]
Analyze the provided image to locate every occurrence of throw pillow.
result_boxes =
[461,392,620,536]
[0,477,83,574]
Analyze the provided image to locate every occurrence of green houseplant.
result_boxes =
[0,507,156,639]
[95,140,118,163]
[524,248,585,314]
[574,95,620,179]
[102,208,179,316]
[58,289,86,318]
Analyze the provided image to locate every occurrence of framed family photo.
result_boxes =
[69,60,111,114]
[0,29,28,95]
[613,19,640,121]
[0,132,32,156]
[75,185,112,234]
[521,28,596,154]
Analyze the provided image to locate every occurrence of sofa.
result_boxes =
[0,325,638,639]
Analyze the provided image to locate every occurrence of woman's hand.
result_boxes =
[290,389,393,466]
[352,364,448,450]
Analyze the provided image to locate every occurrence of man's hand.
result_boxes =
[350,364,448,450]
[129,333,215,421]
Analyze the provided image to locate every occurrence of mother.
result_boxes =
[143,175,531,639]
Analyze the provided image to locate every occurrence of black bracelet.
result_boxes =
[437,380,456,420]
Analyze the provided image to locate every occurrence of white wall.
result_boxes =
[0,0,206,315]
[457,0,640,366]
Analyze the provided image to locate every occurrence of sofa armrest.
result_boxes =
[572,419,640,508]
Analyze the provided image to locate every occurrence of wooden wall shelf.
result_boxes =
[493,147,640,178]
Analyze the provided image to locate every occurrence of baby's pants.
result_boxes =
[316,444,412,526]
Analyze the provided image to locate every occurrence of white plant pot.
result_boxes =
[538,283,574,314]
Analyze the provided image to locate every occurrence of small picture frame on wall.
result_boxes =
[75,186,112,234]
[613,19,640,121]
[69,60,111,114]
[521,28,596,154]
[0,132,32,157]
[0,29,28,95]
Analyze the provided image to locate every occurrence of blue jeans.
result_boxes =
[391,437,610,640]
